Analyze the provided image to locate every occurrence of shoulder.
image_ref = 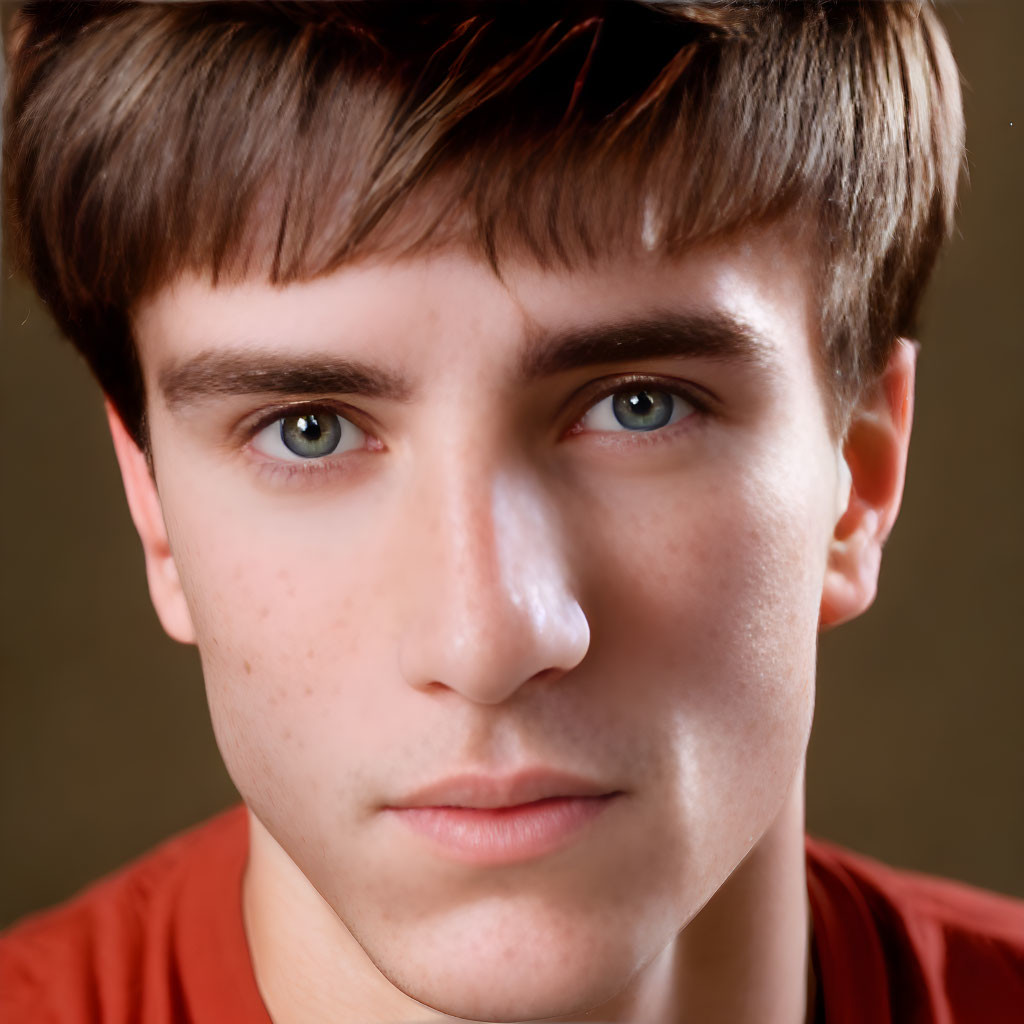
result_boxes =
[0,807,258,1024]
[807,836,1024,1024]
[807,836,1024,949]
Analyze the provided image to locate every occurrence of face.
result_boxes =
[131,228,844,1020]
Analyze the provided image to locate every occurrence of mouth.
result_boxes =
[383,769,623,865]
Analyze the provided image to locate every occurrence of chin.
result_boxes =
[386,962,625,1024]
[354,901,655,1023]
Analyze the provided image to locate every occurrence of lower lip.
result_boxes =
[387,795,618,865]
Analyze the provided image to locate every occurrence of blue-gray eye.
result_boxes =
[611,390,675,431]
[251,408,367,463]
[579,387,694,434]
[280,411,343,457]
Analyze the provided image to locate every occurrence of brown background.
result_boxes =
[1,2,1022,929]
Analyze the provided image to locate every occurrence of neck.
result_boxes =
[243,777,811,1024]
[670,776,812,1023]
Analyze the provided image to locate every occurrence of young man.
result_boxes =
[2,2,1021,1022]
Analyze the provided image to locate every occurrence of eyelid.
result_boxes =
[237,400,383,482]
[568,372,715,432]
[236,398,374,445]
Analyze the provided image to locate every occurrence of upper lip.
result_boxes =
[388,769,619,810]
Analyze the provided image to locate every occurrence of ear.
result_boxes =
[106,402,196,644]
[819,340,916,628]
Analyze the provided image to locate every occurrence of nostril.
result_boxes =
[422,680,452,695]
[525,667,566,686]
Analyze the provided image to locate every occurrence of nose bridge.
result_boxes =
[398,439,589,703]
[481,467,559,635]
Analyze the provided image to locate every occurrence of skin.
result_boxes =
[111,224,914,1024]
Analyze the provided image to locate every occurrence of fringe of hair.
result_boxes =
[4,1,964,443]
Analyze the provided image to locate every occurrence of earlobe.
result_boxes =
[106,402,196,644]
[819,340,916,629]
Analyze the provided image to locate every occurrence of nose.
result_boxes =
[397,452,590,705]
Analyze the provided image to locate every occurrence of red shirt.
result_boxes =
[3,807,1022,1022]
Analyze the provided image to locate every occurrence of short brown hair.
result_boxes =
[3,1,964,444]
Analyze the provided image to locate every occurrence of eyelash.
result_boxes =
[241,400,377,483]
[240,375,711,482]
[567,374,711,446]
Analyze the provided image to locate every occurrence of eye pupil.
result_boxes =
[295,414,322,440]
[628,393,653,415]
[281,411,342,457]
[612,390,674,431]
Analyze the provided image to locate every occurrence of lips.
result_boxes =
[391,768,618,810]
[383,769,622,865]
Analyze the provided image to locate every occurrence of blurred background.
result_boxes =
[2,2,1022,928]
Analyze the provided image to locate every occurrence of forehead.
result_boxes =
[136,223,820,372]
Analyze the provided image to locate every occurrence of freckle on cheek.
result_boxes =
[243,660,252,675]
[303,685,314,698]
[267,687,288,707]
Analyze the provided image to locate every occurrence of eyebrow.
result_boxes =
[518,309,776,381]
[158,309,775,409]
[160,355,414,409]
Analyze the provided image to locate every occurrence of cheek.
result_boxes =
[572,447,829,864]
[161,491,405,825]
